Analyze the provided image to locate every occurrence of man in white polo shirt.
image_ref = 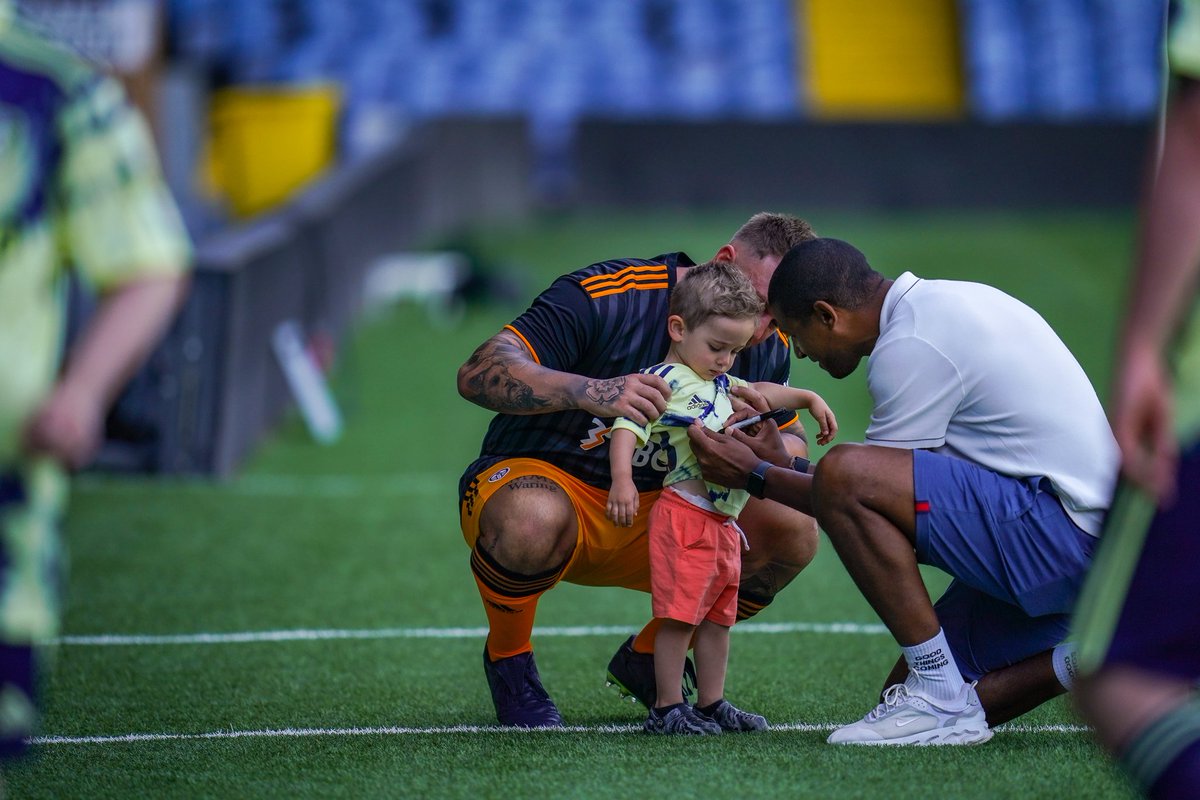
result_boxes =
[687,237,1119,746]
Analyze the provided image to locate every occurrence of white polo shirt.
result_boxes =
[865,272,1119,535]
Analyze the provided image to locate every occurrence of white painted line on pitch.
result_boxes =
[74,473,459,498]
[54,620,889,647]
[31,721,1091,746]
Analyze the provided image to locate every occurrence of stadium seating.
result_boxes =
[959,0,1163,120]
[155,0,1168,218]
[164,0,1162,123]
[74,0,1165,475]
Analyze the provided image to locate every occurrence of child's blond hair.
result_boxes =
[670,260,764,331]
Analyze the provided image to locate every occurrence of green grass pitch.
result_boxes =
[8,209,1139,798]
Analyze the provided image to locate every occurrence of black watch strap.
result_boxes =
[790,456,810,474]
[746,460,773,499]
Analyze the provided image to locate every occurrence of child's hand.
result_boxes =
[808,396,839,446]
[729,384,771,416]
[606,480,640,527]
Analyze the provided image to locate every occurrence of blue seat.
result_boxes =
[959,0,1034,119]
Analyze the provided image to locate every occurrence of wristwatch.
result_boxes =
[746,460,773,499]
[790,456,810,474]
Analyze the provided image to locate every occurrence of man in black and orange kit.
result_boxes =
[456,213,819,726]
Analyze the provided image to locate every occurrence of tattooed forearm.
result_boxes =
[458,336,553,413]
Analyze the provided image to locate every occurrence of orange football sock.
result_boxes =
[736,591,774,622]
[634,618,703,654]
[471,543,563,661]
[632,619,663,654]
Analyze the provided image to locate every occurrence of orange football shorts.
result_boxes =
[460,458,662,591]
[648,487,741,627]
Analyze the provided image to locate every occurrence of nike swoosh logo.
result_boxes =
[894,717,921,727]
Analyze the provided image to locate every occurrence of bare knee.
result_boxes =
[812,443,869,508]
[770,511,818,573]
[810,444,868,545]
[812,443,915,543]
[739,497,819,592]
[477,476,577,574]
[792,514,819,569]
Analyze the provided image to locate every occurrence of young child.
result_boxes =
[606,260,837,735]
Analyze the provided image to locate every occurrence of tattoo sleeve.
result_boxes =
[458,333,556,413]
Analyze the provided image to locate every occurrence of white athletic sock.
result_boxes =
[1052,642,1079,691]
[901,628,967,703]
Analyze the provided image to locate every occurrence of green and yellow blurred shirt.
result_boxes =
[0,5,190,462]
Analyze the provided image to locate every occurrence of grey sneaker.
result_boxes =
[606,635,696,709]
[643,704,723,735]
[698,699,769,732]
[826,681,992,746]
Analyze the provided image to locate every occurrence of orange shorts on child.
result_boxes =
[648,486,742,627]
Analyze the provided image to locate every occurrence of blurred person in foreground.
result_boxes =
[456,213,819,727]
[0,3,190,761]
[688,237,1118,745]
[1072,2,1200,796]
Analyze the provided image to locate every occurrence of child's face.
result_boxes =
[668,314,756,380]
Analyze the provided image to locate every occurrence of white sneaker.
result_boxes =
[826,682,993,746]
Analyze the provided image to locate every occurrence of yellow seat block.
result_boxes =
[204,84,340,218]
[801,0,965,118]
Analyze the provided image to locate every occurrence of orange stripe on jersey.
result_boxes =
[579,263,667,290]
[775,329,790,348]
[504,324,540,365]
[581,264,669,298]
[589,280,669,299]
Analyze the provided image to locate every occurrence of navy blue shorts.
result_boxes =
[913,450,1098,680]
[1076,440,1200,680]
[0,471,39,759]
[0,644,35,759]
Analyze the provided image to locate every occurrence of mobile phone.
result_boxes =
[719,407,793,434]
